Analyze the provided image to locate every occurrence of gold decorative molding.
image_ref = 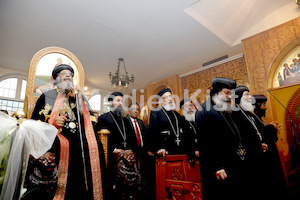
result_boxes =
[181,57,249,104]
[24,46,85,118]
[98,129,110,166]
[242,17,300,123]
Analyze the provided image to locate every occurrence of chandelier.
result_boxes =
[109,58,134,89]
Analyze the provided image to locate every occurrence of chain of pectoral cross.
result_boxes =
[162,108,181,146]
[109,112,127,148]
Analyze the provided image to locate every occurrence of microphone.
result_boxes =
[266,89,299,164]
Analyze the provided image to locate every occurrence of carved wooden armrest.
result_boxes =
[97,129,110,167]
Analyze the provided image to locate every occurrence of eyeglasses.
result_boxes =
[59,71,73,76]
[161,95,173,100]
[130,108,140,111]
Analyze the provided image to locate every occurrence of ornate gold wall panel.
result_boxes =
[181,57,249,104]
[242,17,300,123]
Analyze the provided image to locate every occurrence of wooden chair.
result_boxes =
[24,46,109,162]
[98,129,110,166]
[156,154,202,200]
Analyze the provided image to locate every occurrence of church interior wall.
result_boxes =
[180,56,249,105]
[242,17,300,124]
[242,17,300,175]
[0,65,27,81]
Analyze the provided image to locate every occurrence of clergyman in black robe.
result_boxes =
[149,88,190,156]
[24,64,106,200]
[180,98,200,163]
[196,77,263,200]
[252,94,289,200]
[96,92,136,199]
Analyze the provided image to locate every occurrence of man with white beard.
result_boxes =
[26,64,106,200]
[180,98,200,162]
[238,90,289,200]
[149,88,189,156]
[234,86,266,146]
[196,77,264,200]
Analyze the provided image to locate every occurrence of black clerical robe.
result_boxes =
[244,110,288,200]
[24,89,106,200]
[149,107,189,155]
[181,118,199,160]
[196,99,262,200]
[96,111,134,198]
[96,112,134,168]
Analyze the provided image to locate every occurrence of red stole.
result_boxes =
[49,93,103,200]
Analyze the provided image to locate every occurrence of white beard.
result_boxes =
[212,93,232,113]
[56,77,73,93]
[163,102,176,111]
[183,110,195,122]
[240,97,254,112]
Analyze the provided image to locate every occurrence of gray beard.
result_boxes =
[183,110,195,122]
[111,107,124,117]
[212,93,232,113]
[240,97,254,112]
[55,77,73,93]
[163,102,176,111]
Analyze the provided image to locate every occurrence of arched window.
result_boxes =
[103,97,110,113]
[0,77,27,115]
[88,94,101,111]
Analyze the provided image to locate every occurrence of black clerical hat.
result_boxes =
[180,98,193,108]
[157,88,172,98]
[210,77,236,97]
[108,92,123,102]
[52,64,74,80]
[252,94,267,105]
[234,85,249,104]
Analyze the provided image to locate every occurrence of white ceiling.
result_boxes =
[0,0,299,93]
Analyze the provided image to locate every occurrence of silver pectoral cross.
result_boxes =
[175,137,181,146]
[123,141,127,148]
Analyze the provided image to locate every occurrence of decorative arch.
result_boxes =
[25,46,85,118]
[267,36,300,89]
[146,75,182,111]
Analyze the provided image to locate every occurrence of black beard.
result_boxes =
[111,107,124,117]
[255,108,266,119]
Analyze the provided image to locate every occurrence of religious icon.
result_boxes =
[273,45,300,88]
[140,105,149,125]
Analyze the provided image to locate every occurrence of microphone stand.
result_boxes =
[75,91,89,191]
[267,90,299,166]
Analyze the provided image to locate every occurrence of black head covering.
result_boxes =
[157,88,172,99]
[52,64,74,80]
[180,98,193,108]
[252,94,267,105]
[210,77,236,97]
[252,94,267,118]
[234,85,249,104]
[108,92,123,102]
